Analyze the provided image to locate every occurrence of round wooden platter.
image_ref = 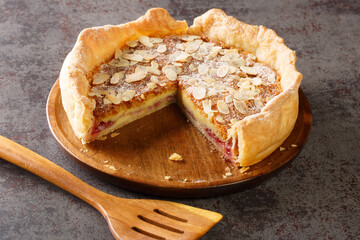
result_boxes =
[47,80,312,198]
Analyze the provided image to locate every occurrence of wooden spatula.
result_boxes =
[0,135,222,240]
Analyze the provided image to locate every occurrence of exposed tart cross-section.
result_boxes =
[59,8,302,166]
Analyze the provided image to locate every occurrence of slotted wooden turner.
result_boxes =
[0,136,222,240]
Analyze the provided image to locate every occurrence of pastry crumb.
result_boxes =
[183,178,188,182]
[291,144,298,147]
[103,160,109,164]
[98,136,107,141]
[169,153,183,161]
[104,165,117,170]
[111,132,120,138]
[280,147,286,151]
[240,166,250,173]
[164,176,171,180]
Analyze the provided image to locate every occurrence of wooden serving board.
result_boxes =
[47,80,312,198]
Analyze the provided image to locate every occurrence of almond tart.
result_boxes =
[59,8,302,167]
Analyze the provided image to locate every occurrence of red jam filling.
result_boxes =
[91,120,115,136]
[205,128,233,162]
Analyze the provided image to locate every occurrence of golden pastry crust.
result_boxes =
[59,8,302,166]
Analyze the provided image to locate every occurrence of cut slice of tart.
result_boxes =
[59,8,302,167]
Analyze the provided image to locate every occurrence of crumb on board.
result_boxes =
[240,166,250,173]
[98,136,107,141]
[111,132,120,138]
[169,153,183,161]
[280,147,286,151]
[164,176,171,180]
[291,144,298,147]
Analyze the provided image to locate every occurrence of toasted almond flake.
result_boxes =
[183,178,188,183]
[216,115,224,123]
[185,40,202,54]
[240,167,250,173]
[241,66,258,75]
[122,53,143,62]
[217,65,229,78]
[234,91,253,101]
[106,94,122,104]
[203,99,214,118]
[291,144,298,147]
[140,93,145,99]
[149,37,163,43]
[111,132,120,138]
[143,54,157,61]
[138,36,153,48]
[135,65,148,74]
[207,46,222,59]
[280,147,286,151]
[147,82,157,90]
[230,58,246,67]
[164,176,171,180]
[172,62,183,67]
[198,45,209,56]
[163,67,177,81]
[180,35,200,42]
[230,119,237,125]
[192,87,206,100]
[225,95,233,103]
[169,153,183,161]
[254,98,264,109]
[209,68,218,75]
[175,43,185,50]
[103,98,111,105]
[221,52,239,62]
[93,73,110,85]
[110,71,125,84]
[157,44,167,53]
[115,49,122,59]
[206,88,217,97]
[228,66,239,74]
[122,90,136,101]
[125,72,147,83]
[191,52,203,60]
[217,100,230,114]
[252,77,262,86]
[129,60,138,66]
[234,99,248,114]
[150,75,159,83]
[268,73,276,83]
[198,64,209,75]
[125,40,138,48]
[109,58,129,67]
[175,51,190,62]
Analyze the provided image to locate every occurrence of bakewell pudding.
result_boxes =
[59,8,302,167]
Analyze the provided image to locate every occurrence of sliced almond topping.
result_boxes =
[172,62,183,66]
[198,64,209,75]
[268,73,276,83]
[217,65,229,78]
[122,53,143,62]
[175,43,185,50]
[206,88,217,97]
[125,72,147,83]
[192,87,206,100]
[122,90,135,101]
[157,44,167,53]
[110,71,125,84]
[129,60,138,66]
[180,35,200,42]
[189,63,197,72]
[252,77,262,86]
[228,66,239,74]
[191,52,203,61]
[225,95,233,103]
[216,115,225,123]
[115,49,122,59]
[241,66,258,75]
[138,36,153,48]
[147,82,157,90]
[106,93,122,104]
[93,73,110,85]
[135,65,148,74]
[109,58,129,68]
[230,58,246,67]
[125,40,138,48]
[217,100,230,114]
[175,51,190,62]
[185,40,202,54]
[143,54,157,61]
[198,45,209,56]
[254,98,264,109]
[149,37,163,43]
[234,99,248,114]
[234,91,253,101]
[140,93,145,100]
[203,99,214,118]
[103,98,111,105]
[207,46,222,59]
[163,67,177,81]
[169,153,183,161]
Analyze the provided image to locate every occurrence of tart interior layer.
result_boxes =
[88,35,282,162]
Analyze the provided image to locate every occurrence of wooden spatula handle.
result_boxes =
[0,135,109,209]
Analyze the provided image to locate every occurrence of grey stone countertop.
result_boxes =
[0,0,359,239]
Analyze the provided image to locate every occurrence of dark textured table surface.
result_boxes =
[1,0,359,239]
